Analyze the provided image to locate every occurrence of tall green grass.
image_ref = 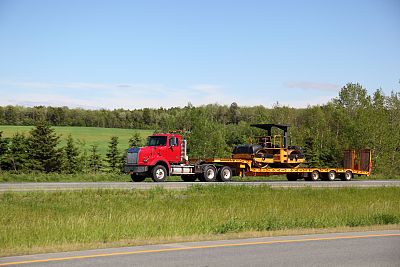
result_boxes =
[1,186,399,256]
[0,125,153,155]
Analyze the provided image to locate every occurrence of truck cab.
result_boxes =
[125,133,188,182]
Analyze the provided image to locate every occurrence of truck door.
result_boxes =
[166,136,181,163]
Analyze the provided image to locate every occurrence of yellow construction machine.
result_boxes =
[232,124,305,168]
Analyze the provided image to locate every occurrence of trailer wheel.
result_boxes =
[309,170,320,181]
[151,165,167,182]
[131,174,146,182]
[287,173,298,181]
[218,166,232,182]
[341,171,353,181]
[201,165,217,182]
[181,175,197,182]
[327,170,336,181]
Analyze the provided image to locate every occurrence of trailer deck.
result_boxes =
[206,149,372,181]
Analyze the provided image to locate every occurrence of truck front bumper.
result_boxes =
[124,165,149,173]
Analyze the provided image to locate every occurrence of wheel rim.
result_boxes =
[206,168,215,179]
[156,169,165,179]
[345,172,352,180]
[222,169,230,179]
[329,172,335,181]
[311,171,319,181]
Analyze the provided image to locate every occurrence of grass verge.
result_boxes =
[0,172,130,183]
[1,171,399,183]
[1,186,399,256]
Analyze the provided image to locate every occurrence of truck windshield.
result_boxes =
[147,136,167,146]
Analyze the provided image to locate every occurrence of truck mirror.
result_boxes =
[169,137,177,147]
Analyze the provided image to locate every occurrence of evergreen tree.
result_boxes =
[88,144,102,173]
[78,148,89,173]
[28,121,62,172]
[106,136,120,172]
[62,134,79,174]
[0,132,10,170]
[75,139,88,173]
[128,132,143,147]
[8,133,29,171]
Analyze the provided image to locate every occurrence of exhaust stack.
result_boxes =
[181,139,188,162]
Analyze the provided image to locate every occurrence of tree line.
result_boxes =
[0,121,142,174]
[0,83,399,175]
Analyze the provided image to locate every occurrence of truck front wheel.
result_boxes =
[152,165,167,182]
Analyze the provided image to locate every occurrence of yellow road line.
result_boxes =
[1,233,399,266]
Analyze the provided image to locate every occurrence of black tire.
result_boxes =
[151,165,167,182]
[181,175,197,182]
[131,173,146,182]
[218,166,232,182]
[309,170,320,181]
[287,173,298,181]
[327,170,336,181]
[200,165,217,182]
[341,171,353,181]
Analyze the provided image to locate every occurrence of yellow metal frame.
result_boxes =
[208,149,372,177]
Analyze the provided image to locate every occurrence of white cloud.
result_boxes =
[0,80,335,109]
[0,80,236,109]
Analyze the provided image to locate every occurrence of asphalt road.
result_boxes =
[0,180,399,192]
[1,231,399,267]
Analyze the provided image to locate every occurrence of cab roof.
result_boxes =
[150,133,181,137]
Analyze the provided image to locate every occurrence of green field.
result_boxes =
[1,186,399,256]
[0,125,153,156]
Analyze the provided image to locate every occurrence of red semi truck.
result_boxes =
[125,125,372,182]
[125,132,218,182]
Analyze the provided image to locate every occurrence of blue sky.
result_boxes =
[0,0,399,109]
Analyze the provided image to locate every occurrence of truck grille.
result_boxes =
[126,147,140,164]
[127,153,138,164]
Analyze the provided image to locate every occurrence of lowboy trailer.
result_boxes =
[206,148,371,181]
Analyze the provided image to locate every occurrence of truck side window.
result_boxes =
[169,137,178,146]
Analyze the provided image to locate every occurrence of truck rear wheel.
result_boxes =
[218,166,232,182]
[200,165,217,182]
[131,174,146,182]
[152,165,167,182]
